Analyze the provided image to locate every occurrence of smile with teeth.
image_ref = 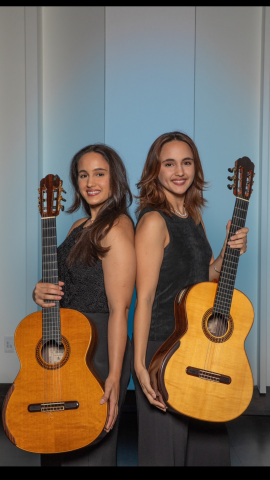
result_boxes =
[172,179,187,185]
[87,190,101,196]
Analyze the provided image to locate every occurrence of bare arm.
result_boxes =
[100,216,136,431]
[133,212,169,411]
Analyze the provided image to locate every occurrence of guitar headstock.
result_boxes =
[38,174,66,217]
[227,156,255,200]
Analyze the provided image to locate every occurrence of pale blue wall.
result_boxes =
[105,7,195,218]
[42,7,105,247]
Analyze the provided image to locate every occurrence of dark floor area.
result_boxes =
[1,385,270,466]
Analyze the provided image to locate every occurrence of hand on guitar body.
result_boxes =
[33,280,65,307]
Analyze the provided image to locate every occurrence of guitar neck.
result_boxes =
[213,197,249,319]
[41,217,61,343]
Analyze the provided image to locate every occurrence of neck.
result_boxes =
[213,197,249,319]
[42,217,61,344]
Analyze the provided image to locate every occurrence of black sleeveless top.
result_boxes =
[137,208,212,341]
[57,220,109,314]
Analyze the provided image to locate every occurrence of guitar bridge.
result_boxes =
[28,401,79,413]
[186,366,231,385]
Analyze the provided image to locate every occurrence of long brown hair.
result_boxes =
[136,131,207,224]
[67,144,132,265]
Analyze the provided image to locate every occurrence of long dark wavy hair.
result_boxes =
[67,144,132,265]
[136,131,208,224]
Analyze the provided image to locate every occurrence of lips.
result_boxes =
[86,190,101,196]
[172,179,187,186]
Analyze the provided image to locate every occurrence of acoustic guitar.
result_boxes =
[2,174,107,453]
[149,157,255,423]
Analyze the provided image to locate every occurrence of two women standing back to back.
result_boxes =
[34,133,248,466]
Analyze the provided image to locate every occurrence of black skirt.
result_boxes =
[132,340,231,467]
[41,312,132,467]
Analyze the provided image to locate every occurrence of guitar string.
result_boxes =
[43,217,62,409]
[209,198,248,375]
[215,199,247,369]
[202,198,248,378]
[211,200,245,372]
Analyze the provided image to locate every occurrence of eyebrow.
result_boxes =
[78,168,108,173]
[161,157,194,163]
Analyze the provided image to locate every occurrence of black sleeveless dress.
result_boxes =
[41,220,132,467]
[133,208,231,466]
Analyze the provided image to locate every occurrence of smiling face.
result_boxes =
[77,152,111,211]
[158,140,195,201]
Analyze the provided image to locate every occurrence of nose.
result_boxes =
[87,175,96,187]
[175,163,184,176]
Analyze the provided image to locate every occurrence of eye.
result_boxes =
[79,174,87,179]
[164,162,174,167]
[96,172,104,177]
[183,160,193,166]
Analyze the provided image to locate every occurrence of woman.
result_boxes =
[133,131,248,466]
[33,144,136,466]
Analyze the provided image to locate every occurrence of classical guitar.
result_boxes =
[2,174,107,453]
[149,157,255,423]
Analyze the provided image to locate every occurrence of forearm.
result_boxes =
[107,309,128,380]
[209,253,224,281]
[133,298,153,372]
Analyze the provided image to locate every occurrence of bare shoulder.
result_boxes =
[136,211,167,236]
[103,214,134,247]
[66,217,89,237]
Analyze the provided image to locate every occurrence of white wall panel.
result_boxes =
[195,7,262,383]
[0,7,26,381]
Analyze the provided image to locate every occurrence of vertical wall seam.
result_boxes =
[24,6,28,318]
[193,6,196,141]
[104,7,106,144]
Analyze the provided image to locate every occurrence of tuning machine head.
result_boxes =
[228,167,237,173]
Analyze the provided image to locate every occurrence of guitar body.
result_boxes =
[150,282,254,423]
[2,308,107,454]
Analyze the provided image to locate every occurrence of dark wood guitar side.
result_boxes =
[2,175,108,453]
[149,157,255,423]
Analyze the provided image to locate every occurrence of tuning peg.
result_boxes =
[61,188,67,194]
[227,176,235,181]
[61,205,65,211]
[60,196,66,202]
[228,167,236,173]
[227,183,236,190]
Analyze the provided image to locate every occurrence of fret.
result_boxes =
[213,197,249,318]
[42,216,61,340]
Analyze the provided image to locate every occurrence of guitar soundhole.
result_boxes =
[36,336,70,369]
[41,341,65,364]
[207,314,228,337]
[202,309,234,343]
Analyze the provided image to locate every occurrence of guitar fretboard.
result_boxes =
[213,197,249,319]
[42,217,61,343]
